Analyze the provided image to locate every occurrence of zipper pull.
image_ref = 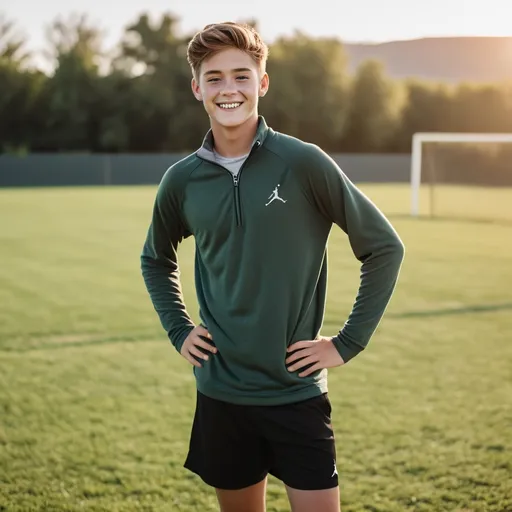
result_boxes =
[233,174,239,186]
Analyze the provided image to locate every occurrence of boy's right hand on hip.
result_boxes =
[180,326,217,367]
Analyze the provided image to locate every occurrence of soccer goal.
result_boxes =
[410,132,512,223]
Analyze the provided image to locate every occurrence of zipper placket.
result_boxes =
[199,139,261,227]
[233,140,261,227]
[220,139,261,227]
[232,173,242,226]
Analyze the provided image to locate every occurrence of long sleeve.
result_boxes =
[303,145,405,363]
[140,167,195,353]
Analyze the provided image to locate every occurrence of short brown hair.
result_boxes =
[187,22,269,79]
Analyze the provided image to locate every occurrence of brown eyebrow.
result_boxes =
[203,67,252,76]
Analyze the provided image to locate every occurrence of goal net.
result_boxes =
[410,133,512,223]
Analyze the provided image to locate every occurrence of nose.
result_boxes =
[220,77,237,96]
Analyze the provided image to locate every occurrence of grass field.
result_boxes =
[1,184,511,512]
[416,185,512,224]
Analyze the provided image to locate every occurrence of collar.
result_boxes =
[197,116,269,162]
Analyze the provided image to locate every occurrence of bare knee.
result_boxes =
[216,477,267,512]
[286,485,340,512]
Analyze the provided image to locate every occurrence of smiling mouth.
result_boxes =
[217,102,243,110]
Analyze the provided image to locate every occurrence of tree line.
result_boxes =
[1,12,512,154]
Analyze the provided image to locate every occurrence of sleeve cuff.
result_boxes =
[331,334,365,364]
[170,325,195,354]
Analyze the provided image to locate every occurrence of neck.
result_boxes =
[211,115,258,158]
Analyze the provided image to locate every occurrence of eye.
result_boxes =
[237,75,250,81]
[207,77,220,83]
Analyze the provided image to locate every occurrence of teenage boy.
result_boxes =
[141,21,404,512]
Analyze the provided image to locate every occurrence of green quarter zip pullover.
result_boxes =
[141,117,404,406]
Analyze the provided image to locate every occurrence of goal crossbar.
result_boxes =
[410,132,512,216]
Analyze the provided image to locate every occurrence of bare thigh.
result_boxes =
[286,484,340,512]
[215,477,267,512]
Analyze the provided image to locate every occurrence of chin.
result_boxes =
[216,118,247,129]
[208,103,257,128]
[212,113,251,129]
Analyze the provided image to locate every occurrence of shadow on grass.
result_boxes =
[387,213,512,227]
[388,302,512,319]
[0,332,163,353]
[3,303,512,353]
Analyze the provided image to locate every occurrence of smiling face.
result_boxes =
[191,48,269,130]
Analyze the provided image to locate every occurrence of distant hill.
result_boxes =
[343,37,512,83]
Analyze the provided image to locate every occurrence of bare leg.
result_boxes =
[286,484,340,512]
[215,477,267,512]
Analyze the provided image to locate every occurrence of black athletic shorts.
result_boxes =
[184,391,338,491]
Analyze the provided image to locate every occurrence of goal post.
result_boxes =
[410,132,512,217]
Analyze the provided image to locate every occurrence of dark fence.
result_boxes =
[0,153,411,187]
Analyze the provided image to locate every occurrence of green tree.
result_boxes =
[448,82,512,133]
[40,14,104,151]
[263,32,349,151]
[0,15,47,153]
[94,70,132,151]
[3,13,512,155]
[394,80,454,152]
[114,12,207,151]
[341,59,404,152]
[0,62,47,153]
[0,14,30,67]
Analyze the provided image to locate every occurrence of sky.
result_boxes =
[3,0,512,58]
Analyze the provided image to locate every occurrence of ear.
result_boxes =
[259,72,269,97]
[191,77,203,101]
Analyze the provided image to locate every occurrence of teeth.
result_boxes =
[218,102,241,109]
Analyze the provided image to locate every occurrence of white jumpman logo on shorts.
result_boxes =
[265,184,287,206]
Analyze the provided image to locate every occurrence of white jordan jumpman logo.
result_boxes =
[265,184,287,206]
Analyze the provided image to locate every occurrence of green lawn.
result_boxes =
[1,184,511,512]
